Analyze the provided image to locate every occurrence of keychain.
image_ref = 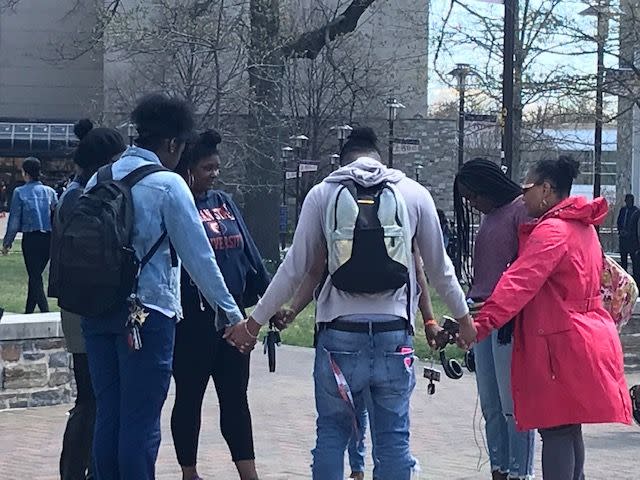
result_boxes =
[127,294,149,351]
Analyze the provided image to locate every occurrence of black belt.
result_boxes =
[319,319,409,334]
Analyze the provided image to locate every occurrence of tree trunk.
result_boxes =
[244,0,284,262]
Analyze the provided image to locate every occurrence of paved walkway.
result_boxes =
[1,345,639,479]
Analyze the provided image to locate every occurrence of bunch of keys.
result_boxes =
[127,294,149,351]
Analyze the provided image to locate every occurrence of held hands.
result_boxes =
[272,307,297,331]
[456,314,477,350]
[223,316,261,355]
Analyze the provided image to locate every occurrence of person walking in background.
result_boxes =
[617,194,639,273]
[437,208,452,249]
[453,158,535,480]
[225,127,471,480]
[2,157,57,313]
[49,119,126,480]
[460,156,631,480]
[171,130,270,480]
[79,94,243,480]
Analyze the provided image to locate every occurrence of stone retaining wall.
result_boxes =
[0,313,72,410]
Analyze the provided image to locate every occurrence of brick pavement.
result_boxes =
[1,345,639,479]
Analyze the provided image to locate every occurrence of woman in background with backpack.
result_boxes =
[171,130,270,480]
[2,157,57,313]
[50,119,126,480]
[460,156,632,480]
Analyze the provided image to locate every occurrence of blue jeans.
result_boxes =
[474,331,535,478]
[83,306,175,480]
[312,327,416,480]
[347,403,369,473]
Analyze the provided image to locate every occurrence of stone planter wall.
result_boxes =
[0,313,72,409]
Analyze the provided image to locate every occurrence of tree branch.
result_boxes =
[280,0,377,59]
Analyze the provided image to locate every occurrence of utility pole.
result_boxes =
[502,0,517,178]
[581,1,610,199]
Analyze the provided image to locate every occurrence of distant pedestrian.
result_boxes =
[617,194,639,273]
[2,157,57,313]
[49,118,126,480]
[171,130,270,480]
[437,208,452,249]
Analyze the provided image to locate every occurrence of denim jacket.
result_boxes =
[85,146,243,324]
[3,181,57,248]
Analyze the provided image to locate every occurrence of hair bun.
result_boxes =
[74,118,94,140]
[348,127,378,145]
[200,129,222,147]
[557,155,580,180]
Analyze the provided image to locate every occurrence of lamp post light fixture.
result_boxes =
[290,134,309,225]
[448,63,474,172]
[580,0,611,200]
[331,124,353,151]
[386,98,405,168]
[330,153,340,172]
[414,161,424,183]
[127,122,135,146]
[279,146,294,249]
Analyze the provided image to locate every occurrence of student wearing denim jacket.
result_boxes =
[2,157,57,313]
[81,94,243,480]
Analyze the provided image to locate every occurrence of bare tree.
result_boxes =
[433,0,590,180]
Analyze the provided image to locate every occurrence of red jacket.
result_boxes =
[475,196,632,430]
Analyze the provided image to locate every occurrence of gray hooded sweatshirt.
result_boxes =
[251,157,468,327]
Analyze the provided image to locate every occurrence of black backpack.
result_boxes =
[325,180,411,293]
[52,164,169,317]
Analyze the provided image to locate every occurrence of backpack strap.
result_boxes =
[121,164,168,188]
[96,165,113,183]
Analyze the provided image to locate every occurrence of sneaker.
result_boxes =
[631,385,640,426]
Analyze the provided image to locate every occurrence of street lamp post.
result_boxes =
[414,161,424,183]
[386,98,405,168]
[290,134,309,225]
[280,146,293,249]
[330,154,340,172]
[331,124,353,154]
[448,64,473,172]
[127,122,135,146]
[581,1,611,199]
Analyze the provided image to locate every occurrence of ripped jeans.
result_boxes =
[474,331,536,479]
[311,326,417,480]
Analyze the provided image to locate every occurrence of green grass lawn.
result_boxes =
[275,290,464,361]
[0,241,58,313]
[0,244,462,360]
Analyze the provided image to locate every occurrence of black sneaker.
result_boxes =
[630,385,640,426]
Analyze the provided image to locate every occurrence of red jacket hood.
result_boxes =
[542,196,609,226]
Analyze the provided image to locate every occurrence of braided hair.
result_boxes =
[453,158,522,282]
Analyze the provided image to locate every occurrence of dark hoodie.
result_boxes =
[181,189,270,326]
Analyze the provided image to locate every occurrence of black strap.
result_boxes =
[139,232,179,270]
[140,232,167,269]
[96,165,113,183]
[121,164,168,188]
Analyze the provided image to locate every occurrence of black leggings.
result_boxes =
[60,353,96,480]
[171,307,254,466]
[539,424,585,480]
[22,231,50,313]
